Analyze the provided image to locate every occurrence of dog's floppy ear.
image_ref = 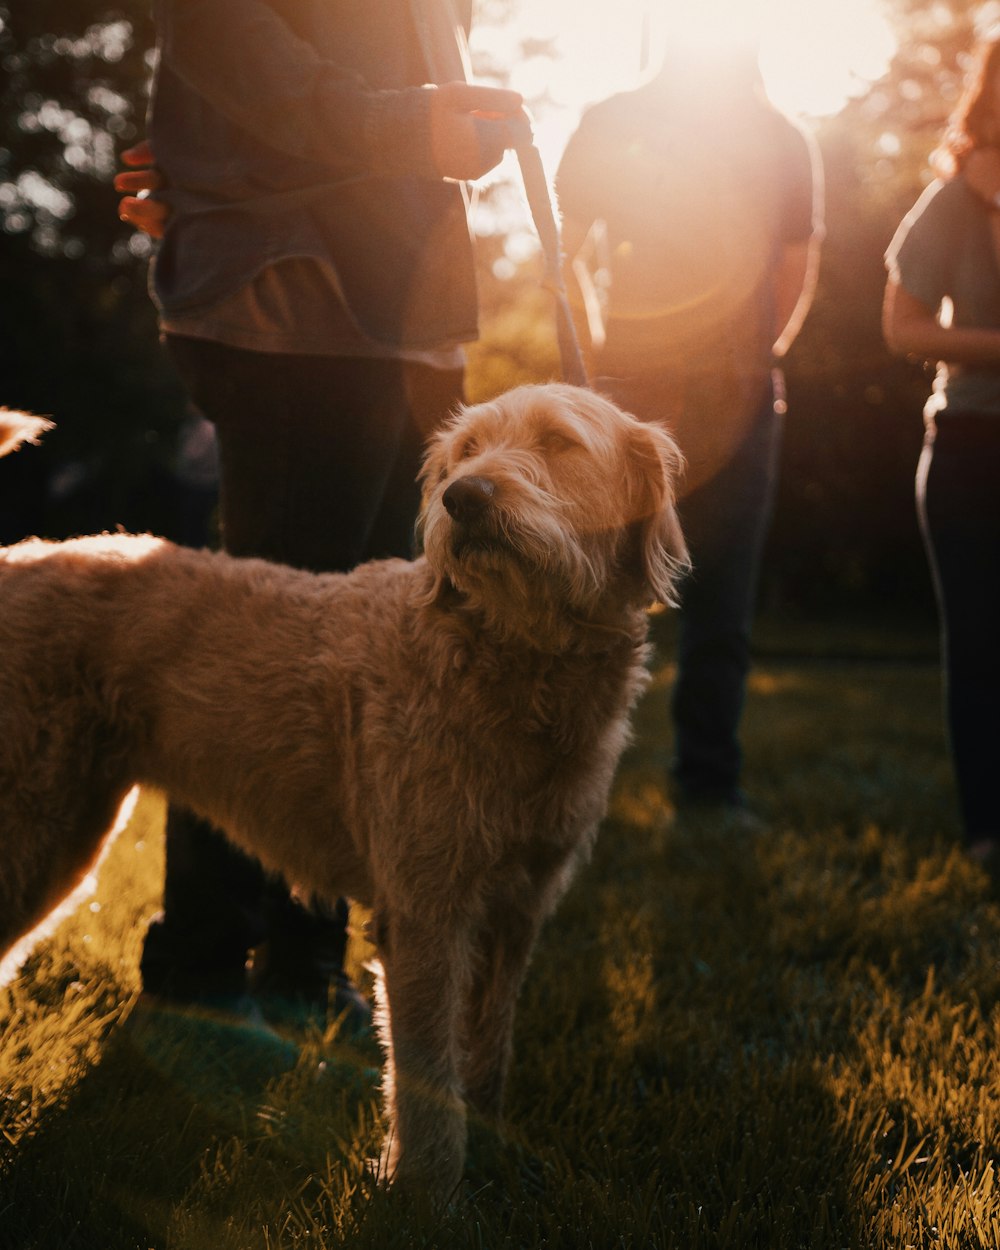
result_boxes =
[414,422,452,552]
[625,419,691,608]
[414,421,459,606]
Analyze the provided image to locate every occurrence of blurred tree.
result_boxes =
[0,2,185,541]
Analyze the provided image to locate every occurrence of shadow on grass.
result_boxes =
[467,787,872,1249]
[0,1002,382,1250]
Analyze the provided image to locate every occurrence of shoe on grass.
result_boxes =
[674,786,767,835]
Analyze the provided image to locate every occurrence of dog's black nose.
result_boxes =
[443,476,496,522]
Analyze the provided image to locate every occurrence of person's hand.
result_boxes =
[963,147,1000,207]
[114,140,169,238]
[428,82,526,181]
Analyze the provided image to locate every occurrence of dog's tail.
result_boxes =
[0,409,53,458]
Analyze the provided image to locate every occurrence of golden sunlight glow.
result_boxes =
[756,0,898,118]
[468,0,898,260]
[471,0,898,148]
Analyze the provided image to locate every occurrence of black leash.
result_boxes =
[509,118,589,388]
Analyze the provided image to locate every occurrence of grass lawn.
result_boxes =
[3,616,1000,1249]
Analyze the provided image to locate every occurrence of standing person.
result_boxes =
[116,0,523,1032]
[883,36,1000,869]
[555,37,822,821]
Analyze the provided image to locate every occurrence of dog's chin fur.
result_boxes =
[0,384,688,1199]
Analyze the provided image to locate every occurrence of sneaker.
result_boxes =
[674,787,767,835]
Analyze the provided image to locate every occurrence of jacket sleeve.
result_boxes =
[155,0,438,177]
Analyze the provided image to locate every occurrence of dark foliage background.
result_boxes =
[0,2,184,542]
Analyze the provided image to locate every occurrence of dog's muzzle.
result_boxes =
[443,476,495,523]
[442,476,502,556]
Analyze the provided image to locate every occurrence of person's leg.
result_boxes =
[156,338,417,1024]
[363,362,465,560]
[252,359,463,1020]
[140,807,266,1002]
[917,419,1000,846]
[200,346,413,572]
[140,349,264,1008]
[669,387,783,805]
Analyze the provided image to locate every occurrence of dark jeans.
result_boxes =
[670,385,782,801]
[916,416,1000,841]
[602,367,781,802]
[140,336,463,999]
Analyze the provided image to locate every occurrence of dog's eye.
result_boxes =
[540,431,581,454]
[454,434,478,461]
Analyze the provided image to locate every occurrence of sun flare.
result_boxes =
[471,0,898,158]
[755,0,898,118]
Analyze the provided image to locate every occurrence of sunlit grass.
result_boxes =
[5,627,1000,1248]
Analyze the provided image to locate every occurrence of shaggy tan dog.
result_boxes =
[0,384,687,1197]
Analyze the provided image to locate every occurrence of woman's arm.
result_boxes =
[882,276,1000,364]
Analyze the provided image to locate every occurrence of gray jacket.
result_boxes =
[149,0,479,350]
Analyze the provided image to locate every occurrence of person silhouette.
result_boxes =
[556,36,822,821]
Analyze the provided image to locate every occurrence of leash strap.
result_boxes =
[509,119,589,387]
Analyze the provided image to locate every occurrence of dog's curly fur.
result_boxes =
[0,384,687,1196]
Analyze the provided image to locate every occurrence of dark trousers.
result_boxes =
[670,386,782,800]
[602,368,781,802]
[916,416,1000,841]
[140,336,463,998]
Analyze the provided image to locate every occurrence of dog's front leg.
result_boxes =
[375,907,471,1200]
[462,895,546,1123]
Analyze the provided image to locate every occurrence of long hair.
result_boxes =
[933,38,1000,176]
